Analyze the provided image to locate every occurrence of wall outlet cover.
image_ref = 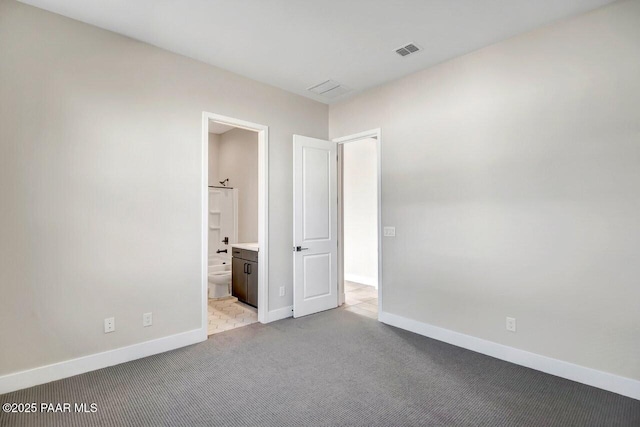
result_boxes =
[104,317,115,333]
[506,317,517,332]
[383,226,396,237]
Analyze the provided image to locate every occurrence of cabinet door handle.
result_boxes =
[247,263,251,274]
[243,263,248,274]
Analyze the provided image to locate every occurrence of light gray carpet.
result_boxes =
[1,309,639,426]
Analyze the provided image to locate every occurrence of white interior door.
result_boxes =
[293,135,338,317]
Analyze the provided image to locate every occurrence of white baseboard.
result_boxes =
[266,305,293,323]
[0,328,205,395]
[379,311,640,401]
[344,274,378,287]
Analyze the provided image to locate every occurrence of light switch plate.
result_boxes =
[143,312,152,327]
[383,226,396,237]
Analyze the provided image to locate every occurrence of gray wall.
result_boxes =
[330,0,640,381]
[208,133,221,186]
[218,128,259,243]
[0,0,327,376]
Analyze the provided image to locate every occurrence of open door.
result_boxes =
[293,135,338,317]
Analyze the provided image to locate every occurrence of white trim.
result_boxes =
[337,143,345,305]
[333,129,383,318]
[201,114,210,340]
[333,128,382,144]
[202,113,270,326]
[344,274,378,288]
[379,311,640,401]
[0,329,204,394]
[266,305,293,322]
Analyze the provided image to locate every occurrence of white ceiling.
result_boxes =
[19,0,615,104]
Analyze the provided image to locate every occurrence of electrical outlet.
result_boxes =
[104,317,115,333]
[143,312,153,327]
[383,226,396,237]
[279,286,285,297]
[506,317,516,332]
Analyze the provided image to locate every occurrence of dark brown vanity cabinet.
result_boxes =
[231,248,258,307]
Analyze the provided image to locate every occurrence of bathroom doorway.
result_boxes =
[202,113,269,336]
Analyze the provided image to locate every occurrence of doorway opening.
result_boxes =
[336,129,382,319]
[291,130,381,319]
[202,113,269,337]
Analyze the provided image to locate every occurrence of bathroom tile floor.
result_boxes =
[208,297,258,336]
[342,281,378,319]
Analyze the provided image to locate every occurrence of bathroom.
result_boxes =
[207,120,259,335]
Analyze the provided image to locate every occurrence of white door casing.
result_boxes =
[202,112,269,328]
[293,135,338,317]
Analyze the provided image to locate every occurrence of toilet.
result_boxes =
[208,265,232,299]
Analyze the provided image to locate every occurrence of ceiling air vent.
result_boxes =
[307,80,351,99]
[395,43,421,57]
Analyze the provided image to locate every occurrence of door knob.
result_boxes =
[294,246,309,252]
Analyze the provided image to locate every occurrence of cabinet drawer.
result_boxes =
[232,248,258,263]
[244,250,258,263]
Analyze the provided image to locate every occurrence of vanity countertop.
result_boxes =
[231,242,259,252]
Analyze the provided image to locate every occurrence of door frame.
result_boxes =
[201,112,269,336]
[333,129,382,318]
